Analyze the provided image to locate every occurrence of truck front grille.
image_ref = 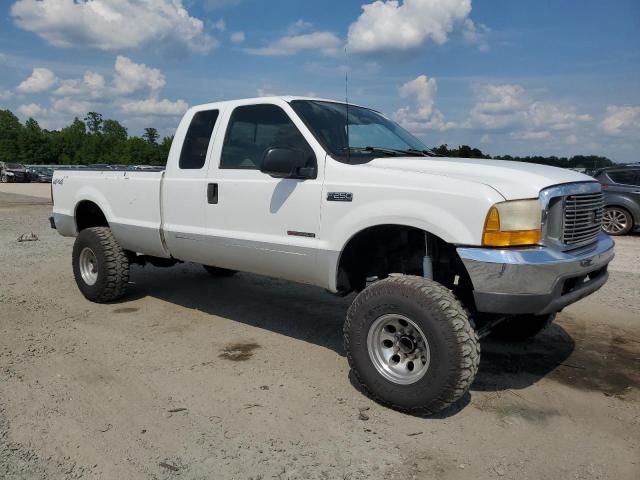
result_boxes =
[563,192,604,246]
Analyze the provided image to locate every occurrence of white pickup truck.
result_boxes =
[51,96,614,415]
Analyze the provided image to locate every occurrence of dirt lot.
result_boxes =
[1,185,639,480]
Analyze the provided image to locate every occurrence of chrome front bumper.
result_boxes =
[457,233,615,315]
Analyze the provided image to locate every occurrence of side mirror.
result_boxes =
[261,148,315,179]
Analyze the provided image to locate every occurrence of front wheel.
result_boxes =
[602,206,633,235]
[72,227,130,303]
[1,174,7,183]
[344,276,480,416]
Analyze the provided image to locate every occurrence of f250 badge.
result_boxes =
[53,178,64,185]
[327,192,353,202]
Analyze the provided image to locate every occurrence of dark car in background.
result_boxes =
[0,162,29,183]
[27,166,54,183]
[594,165,640,235]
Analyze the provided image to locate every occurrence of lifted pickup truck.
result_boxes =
[51,96,614,415]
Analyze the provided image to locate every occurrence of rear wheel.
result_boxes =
[202,265,237,277]
[602,206,633,235]
[72,227,129,303]
[344,275,480,416]
[1,174,7,183]
[491,313,555,341]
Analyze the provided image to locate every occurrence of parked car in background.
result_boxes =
[594,165,640,235]
[27,166,54,183]
[0,162,29,183]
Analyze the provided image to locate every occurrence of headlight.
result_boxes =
[482,199,541,247]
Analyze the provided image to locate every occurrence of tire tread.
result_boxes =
[73,227,129,303]
[344,275,480,416]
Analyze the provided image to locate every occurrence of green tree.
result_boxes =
[159,135,173,164]
[84,112,103,135]
[101,119,128,164]
[0,109,23,163]
[143,127,159,144]
[57,118,87,164]
[103,119,128,141]
[19,118,52,165]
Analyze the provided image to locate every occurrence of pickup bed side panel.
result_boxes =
[52,170,168,258]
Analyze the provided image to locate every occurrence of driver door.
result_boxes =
[203,102,325,286]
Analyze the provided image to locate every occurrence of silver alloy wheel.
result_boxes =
[79,247,99,286]
[367,314,431,385]
[602,208,629,234]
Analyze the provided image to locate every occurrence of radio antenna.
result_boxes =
[345,46,350,163]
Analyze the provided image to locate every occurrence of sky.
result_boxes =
[1,0,639,162]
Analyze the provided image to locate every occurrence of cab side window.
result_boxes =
[220,104,312,170]
[179,110,219,170]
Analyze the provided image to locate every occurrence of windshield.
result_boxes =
[289,100,433,163]
[7,163,24,169]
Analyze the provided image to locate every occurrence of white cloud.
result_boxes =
[205,0,241,9]
[246,31,342,56]
[565,134,578,145]
[52,97,92,116]
[230,31,245,44]
[256,86,277,97]
[51,56,164,100]
[392,75,455,132]
[11,0,217,54]
[526,102,590,131]
[288,20,313,35]
[461,18,490,51]
[465,83,591,136]
[212,19,226,32]
[54,71,107,98]
[600,105,640,135]
[112,56,165,95]
[511,131,550,140]
[16,67,57,93]
[0,89,13,101]
[346,0,472,53]
[17,103,47,118]
[480,133,490,144]
[120,98,189,116]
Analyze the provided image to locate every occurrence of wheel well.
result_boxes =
[336,225,472,298]
[75,201,108,232]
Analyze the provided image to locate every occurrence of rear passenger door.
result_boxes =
[203,102,325,285]
[162,108,223,264]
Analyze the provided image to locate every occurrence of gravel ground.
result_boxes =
[1,185,639,480]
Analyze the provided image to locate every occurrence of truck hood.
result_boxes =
[366,156,595,200]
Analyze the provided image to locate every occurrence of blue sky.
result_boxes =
[1,0,639,162]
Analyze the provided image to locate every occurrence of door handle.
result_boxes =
[207,183,218,204]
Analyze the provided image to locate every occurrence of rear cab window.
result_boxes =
[179,110,219,169]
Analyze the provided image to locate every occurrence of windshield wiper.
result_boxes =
[353,146,434,157]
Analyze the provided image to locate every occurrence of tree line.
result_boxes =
[0,109,172,166]
[0,108,615,169]
[431,144,613,170]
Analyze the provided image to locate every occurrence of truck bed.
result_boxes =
[52,169,169,258]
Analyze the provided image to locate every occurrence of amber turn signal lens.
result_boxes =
[482,229,541,247]
[482,205,541,247]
